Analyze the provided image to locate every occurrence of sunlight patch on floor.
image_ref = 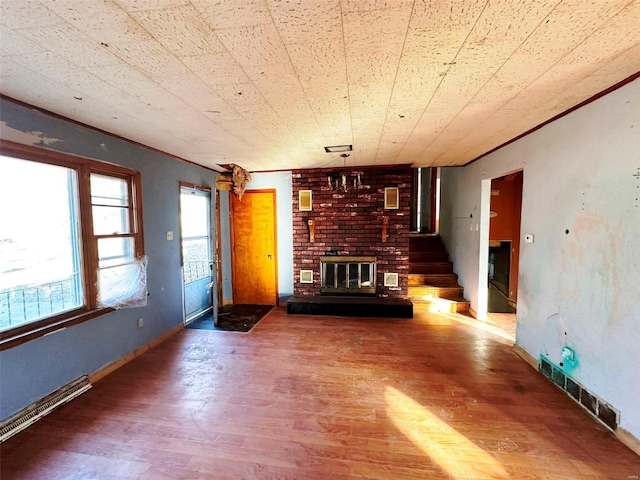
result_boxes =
[385,386,508,479]
[437,312,515,343]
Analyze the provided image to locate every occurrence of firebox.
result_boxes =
[319,256,376,295]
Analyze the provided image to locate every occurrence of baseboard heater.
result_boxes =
[539,356,619,431]
[0,375,92,443]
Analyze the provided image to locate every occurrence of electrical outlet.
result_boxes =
[166,231,174,241]
[138,318,144,328]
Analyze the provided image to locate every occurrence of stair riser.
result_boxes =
[408,274,459,287]
[408,244,447,253]
[409,252,449,262]
[409,236,445,251]
[408,286,464,299]
[411,300,470,314]
[409,263,453,274]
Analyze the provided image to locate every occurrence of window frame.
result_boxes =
[0,140,145,350]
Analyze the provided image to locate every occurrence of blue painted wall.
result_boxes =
[0,98,216,420]
[218,172,294,303]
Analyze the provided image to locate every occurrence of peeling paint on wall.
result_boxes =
[0,121,63,148]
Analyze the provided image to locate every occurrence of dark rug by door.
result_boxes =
[186,304,273,333]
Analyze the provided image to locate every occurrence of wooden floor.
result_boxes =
[2,306,638,479]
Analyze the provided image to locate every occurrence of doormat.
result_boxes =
[186,304,273,333]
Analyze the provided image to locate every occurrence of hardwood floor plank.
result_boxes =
[1,306,639,479]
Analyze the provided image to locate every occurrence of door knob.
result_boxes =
[267,254,273,259]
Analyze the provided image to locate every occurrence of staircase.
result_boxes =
[408,234,470,314]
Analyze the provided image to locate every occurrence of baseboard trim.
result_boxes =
[89,324,183,384]
[468,307,478,319]
[616,427,640,457]
[513,344,538,370]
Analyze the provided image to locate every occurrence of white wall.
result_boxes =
[440,79,640,439]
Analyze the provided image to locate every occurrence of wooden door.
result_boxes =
[230,189,278,305]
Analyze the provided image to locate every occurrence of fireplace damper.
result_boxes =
[320,256,376,295]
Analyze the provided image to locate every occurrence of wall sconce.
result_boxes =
[382,216,389,242]
[308,219,315,242]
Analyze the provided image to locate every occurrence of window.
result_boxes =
[0,141,145,349]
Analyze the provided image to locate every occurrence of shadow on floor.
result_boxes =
[186,304,273,333]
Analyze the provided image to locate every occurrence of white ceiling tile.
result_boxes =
[194,0,271,29]
[17,24,122,68]
[0,59,36,80]
[108,39,189,77]
[0,28,48,57]
[0,0,637,171]
[130,4,225,56]
[216,24,290,67]
[157,74,230,112]
[181,51,249,86]
[43,0,151,44]
[113,0,189,11]
[211,82,266,107]
[307,96,350,117]
[0,1,64,29]
[9,50,84,77]
[341,0,413,13]
[343,6,411,85]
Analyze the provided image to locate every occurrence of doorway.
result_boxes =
[179,184,214,324]
[410,167,439,233]
[484,171,523,337]
[230,189,278,305]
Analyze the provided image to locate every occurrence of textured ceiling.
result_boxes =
[1,0,639,172]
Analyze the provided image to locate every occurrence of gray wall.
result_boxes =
[439,79,640,439]
[0,98,216,420]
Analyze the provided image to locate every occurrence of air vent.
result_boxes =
[299,190,312,211]
[384,187,399,209]
[300,270,313,283]
[539,356,619,431]
[384,272,399,287]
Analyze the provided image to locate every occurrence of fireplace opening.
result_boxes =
[320,256,376,295]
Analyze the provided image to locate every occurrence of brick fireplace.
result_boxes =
[292,166,411,298]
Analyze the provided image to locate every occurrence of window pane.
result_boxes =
[0,156,84,331]
[180,192,209,238]
[92,205,130,235]
[182,238,210,284]
[97,237,134,268]
[91,173,128,206]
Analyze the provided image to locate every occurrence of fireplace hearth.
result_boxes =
[320,256,376,295]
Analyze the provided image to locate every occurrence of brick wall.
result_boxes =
[292,167,411,297]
